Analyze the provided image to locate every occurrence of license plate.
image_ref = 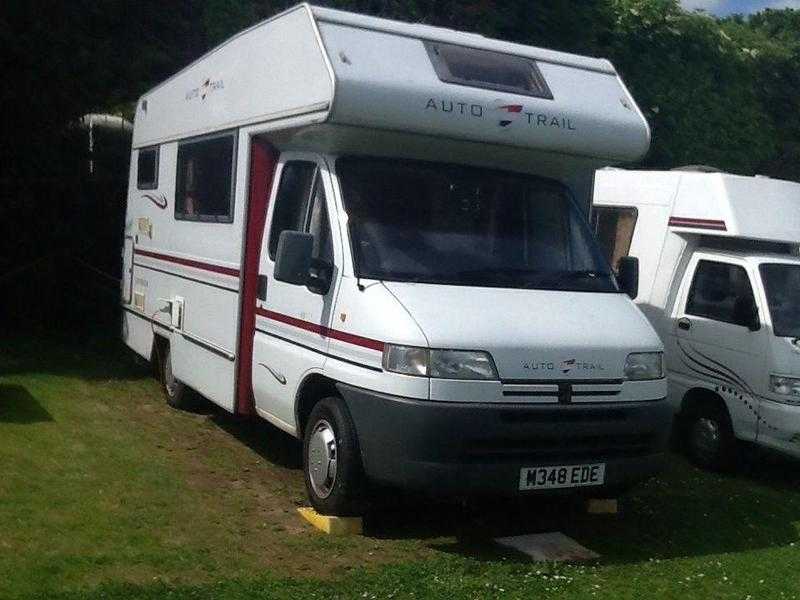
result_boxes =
[519,463,606,491]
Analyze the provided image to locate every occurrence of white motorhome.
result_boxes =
[122,4,670,515]
[593,168,800,469]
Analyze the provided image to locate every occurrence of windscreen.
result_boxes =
[337,157,616,293]
[760,263,800,338]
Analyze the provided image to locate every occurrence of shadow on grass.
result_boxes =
[0,384,53,423]
[1,334,149,382]
[180,394,800,567]
[356,452,800,566]
[202,400,303,470]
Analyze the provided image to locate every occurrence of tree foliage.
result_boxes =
[3,0,798,180]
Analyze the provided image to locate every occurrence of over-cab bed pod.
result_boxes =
[134,4,650,211]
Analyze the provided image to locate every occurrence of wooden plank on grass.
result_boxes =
[494,532,599,561]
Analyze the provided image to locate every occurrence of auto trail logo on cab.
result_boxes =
[185,77,224,101]
[560,359,577,374]
[496,103,524,128]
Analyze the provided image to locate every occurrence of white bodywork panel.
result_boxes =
[133,4,649,164]
[133,6,334,147]
[593,169,800,457]
[318,19,648,162]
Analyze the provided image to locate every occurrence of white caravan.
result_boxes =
[122,4,669,515]
[593,168,800,469]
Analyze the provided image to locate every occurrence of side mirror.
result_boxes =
[274,231,313,286]
[617,256,639,300]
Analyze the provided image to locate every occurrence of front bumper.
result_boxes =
[338,383,672,496]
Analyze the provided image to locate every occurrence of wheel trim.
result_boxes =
[308,419,338,499]
[693,416,721,458]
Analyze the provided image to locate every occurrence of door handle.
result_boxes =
[257,275,268,301]
[677,318,691,331]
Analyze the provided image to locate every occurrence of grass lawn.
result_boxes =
[2,333,800,599]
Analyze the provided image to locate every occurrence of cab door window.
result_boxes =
[268,161,316,260]
[307,176,333,263]
[268,160,332,263]
[686,261,757,327]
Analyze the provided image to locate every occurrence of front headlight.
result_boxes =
[770,375,800,398]
[382,344,498,380]
[624,352,664,380]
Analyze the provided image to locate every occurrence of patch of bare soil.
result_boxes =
[120,383,438,579]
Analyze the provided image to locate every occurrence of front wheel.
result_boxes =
[303,397,365,516]
[685,403,736,471]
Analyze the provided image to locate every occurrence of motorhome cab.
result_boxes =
[593,168,800,470]
[122,4,670,515]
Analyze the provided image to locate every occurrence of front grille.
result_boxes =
[500,379,624,403]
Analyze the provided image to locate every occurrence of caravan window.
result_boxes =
[591,207,638,272]
[175,133,236,223]
[425,42,552,100]
[137,147,159,190]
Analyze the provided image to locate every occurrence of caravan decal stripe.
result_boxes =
[134,248,240,278]
[668,217,727,231]
[133,262,239,292]
[255,307,385,352]
[677,340,755,396]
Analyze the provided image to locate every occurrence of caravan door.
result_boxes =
[252,153,340,433]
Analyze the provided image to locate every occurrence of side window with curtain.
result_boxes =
[175,133,236,222]
[267,161,317,260]
[591,206,638,272]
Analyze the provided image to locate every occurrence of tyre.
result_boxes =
[303,397,365,516]
[158,343,191,409]
[685,403,736,471]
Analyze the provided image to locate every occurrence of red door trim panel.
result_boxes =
[236,140,278,416]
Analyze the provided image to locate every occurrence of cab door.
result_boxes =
[251,153,340,432]
[670,255,766,441]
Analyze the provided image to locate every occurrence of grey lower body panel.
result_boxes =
[338,383,672,496]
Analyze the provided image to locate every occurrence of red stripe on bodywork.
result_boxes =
[236,140,278,416]
[668,217,727,231]
[255,307,385,352]
[135,248,241,277]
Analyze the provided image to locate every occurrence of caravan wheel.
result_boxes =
[159,344,190,409]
